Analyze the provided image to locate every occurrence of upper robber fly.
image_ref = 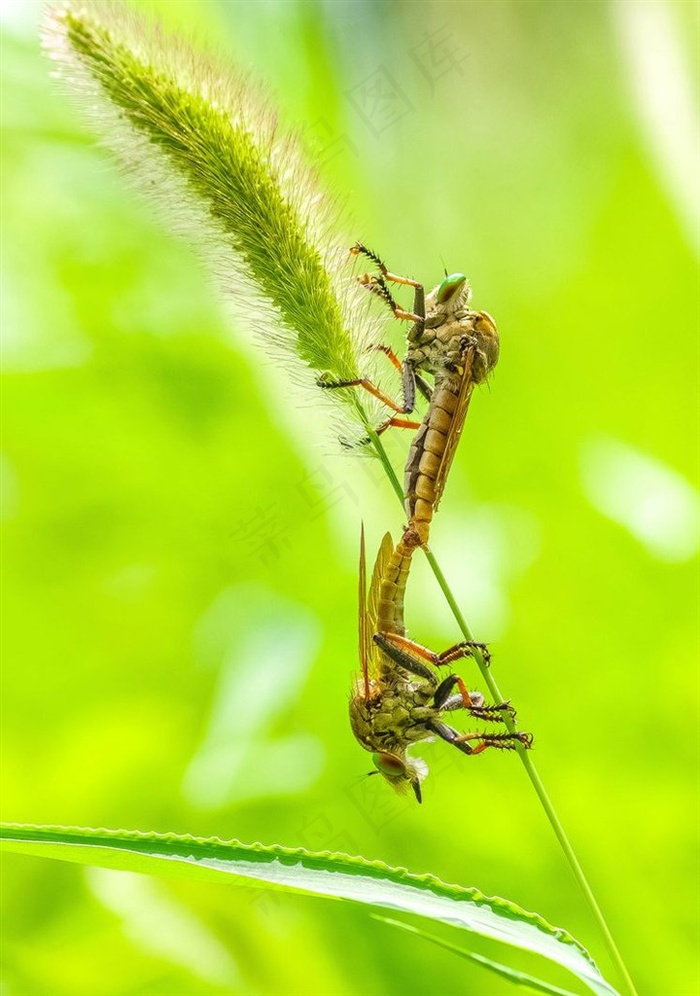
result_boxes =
[321,245,499,546]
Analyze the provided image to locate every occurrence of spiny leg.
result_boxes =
[448,699,516,722]
[438,694,517,722]
[454,730,533,754]
[350,241,386,273]
[433,673,478,709]
[351,242,422,292]
[374,416,422,438]
[438,640,491,668]
[318,337,418,420]
[427,721,532,755]
[370,343,403,372]
[378,632,492,668]
[432,674,515,721]
[349,415,422,450]
[319,355,421,443]
[358,273,422,324]
[323,243,429,436]
[373,633,437,685]
[351,243,426,335]
[317,375,412,414]
[374,634,510,717]
[368,345,420,413]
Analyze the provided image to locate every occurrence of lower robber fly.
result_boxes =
[350,527,532,802]
[320,244,499,546]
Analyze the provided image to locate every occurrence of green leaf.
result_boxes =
[373,915,580,996]
[1,824,619,996]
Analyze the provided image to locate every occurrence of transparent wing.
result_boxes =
[433,347,477,512]
[359,529,393,698]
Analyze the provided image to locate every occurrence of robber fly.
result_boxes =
[350,528,532,802]
[320,245,499,546]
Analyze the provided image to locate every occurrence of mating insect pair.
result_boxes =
[351,528,532,803]
[335,249,531,800]
[320,243,500,547]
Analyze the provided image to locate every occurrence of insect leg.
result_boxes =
[427,723,532,755]
[432,676,515,722]
[433,674,478,709]
[374,416,422,437]
[425,720,482,755]
[453,730,533,754]
[370,343,403,371]
[349,415,421,450]
[366,345,417,414]
[317,376,408,413]
[414,372,433,403]
[351,242,423,293]
[358,273,422,323]
[377,633,444,666]
[379,633,492,669]
[349,242,387,272]
[351,243,426,331]
[351,242,427,412]
[402,359,417,413]
[373,632,436,685]
[436,640,491,667]
[318,341,419,416]
[441,697,517,722]
[459,701,516,722]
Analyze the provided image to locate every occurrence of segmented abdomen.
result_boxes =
[403,374,460,547]
[376,540,414,636]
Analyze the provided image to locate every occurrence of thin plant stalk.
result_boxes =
[368,428,639,996]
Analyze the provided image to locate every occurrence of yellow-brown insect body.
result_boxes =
[405,280,499,382]
[404,285,499,546]
[351,529,530,801]
[349,672,440,756]
[317,256,498,538]
[375,539,413,636]
[349,533,432,796]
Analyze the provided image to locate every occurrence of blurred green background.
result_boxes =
[2,1,698,993]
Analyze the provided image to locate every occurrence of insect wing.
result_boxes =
[367,532,394,640]
[433,347,477,512]
[359,530,394,699]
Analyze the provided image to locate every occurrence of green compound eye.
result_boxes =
[437,272,467,303]
[372,753,406,777]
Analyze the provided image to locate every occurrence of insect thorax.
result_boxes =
[349,678,437,755]
[407,310,498,384]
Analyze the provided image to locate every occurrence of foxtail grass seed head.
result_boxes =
[42,2,387,445]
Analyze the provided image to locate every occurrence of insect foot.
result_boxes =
[459,641,491,666]
[455,731,534,754]
[469,700,517,723]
